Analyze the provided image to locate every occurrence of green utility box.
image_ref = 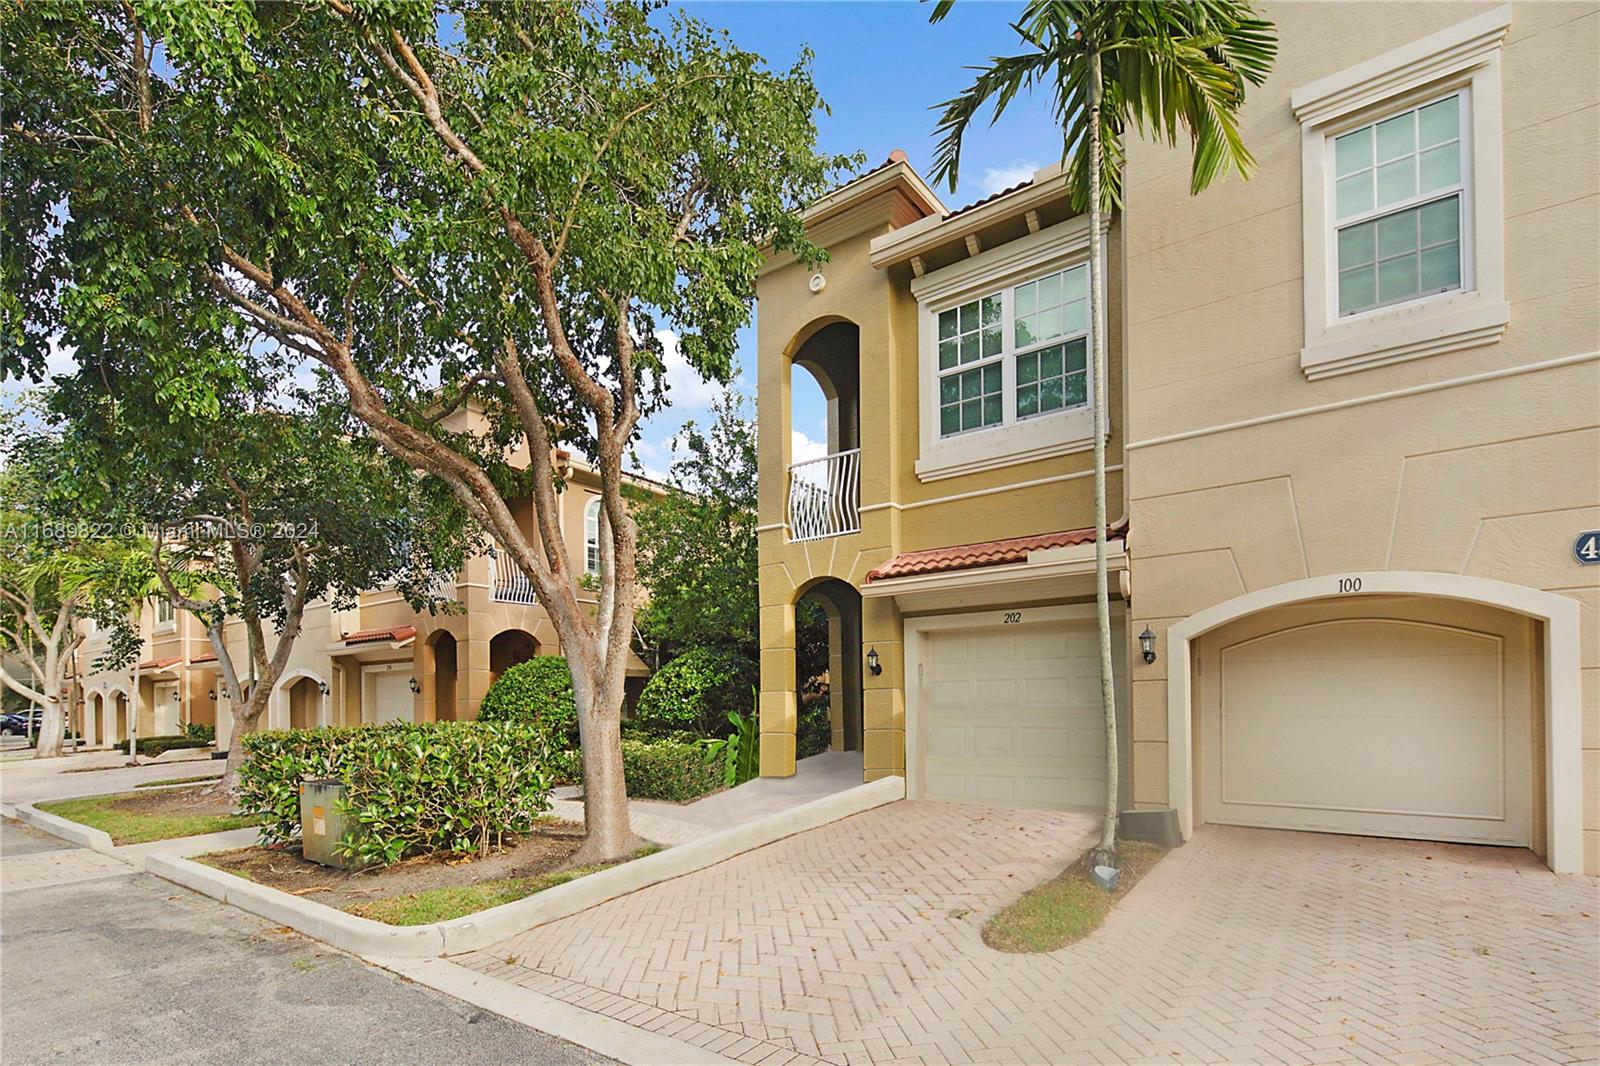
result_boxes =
[299,779,355,868]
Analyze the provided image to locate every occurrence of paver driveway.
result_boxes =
[463,802,1600,1065]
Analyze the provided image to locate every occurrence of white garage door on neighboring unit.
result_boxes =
[915,611,1108,810]
[1200,606,1531,847]
[365,667,414,724]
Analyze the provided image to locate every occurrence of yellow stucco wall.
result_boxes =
[1121,2,1600,870]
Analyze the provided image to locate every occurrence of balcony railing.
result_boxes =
[787,448,861,542]
[488,548,538,605]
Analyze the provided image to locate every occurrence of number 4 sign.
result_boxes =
[1576,531,1600,565]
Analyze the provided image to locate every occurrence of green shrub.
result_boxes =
[633,647,755,739]
[237,722,556,864]
[184,722,216,743]
[620,739,725,801]
[116,734,211,757]
[477,657,579,749]
[797,700,831,759]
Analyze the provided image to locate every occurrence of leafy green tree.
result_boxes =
[633,645,753,739]
[3,1,846,861]
[49,377,469,792]
[930,0,1276,862]
[478,656,580,749]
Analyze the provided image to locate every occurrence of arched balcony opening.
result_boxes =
[788,321,861,542]
[489,629,539,687]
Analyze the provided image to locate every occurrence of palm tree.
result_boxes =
[929,0,1276,866]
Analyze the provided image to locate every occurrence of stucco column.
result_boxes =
[826,619,846,751]
[861,596,904,782]
[463,637,492,721]
[759,599,798,777]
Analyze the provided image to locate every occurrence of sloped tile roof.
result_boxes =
[865,522,1127,583]
[190,651,218,664]
[137,657,182,671]
[343,625,417,646]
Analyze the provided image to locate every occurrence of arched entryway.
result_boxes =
[1164,571,1583,874]
[787,321,861,542]
[795,578,863,754]
[287,675,323,730]
[430,632,459,721]
[88,692,104,747]
[109,692,129,744]
[489,629,538,686]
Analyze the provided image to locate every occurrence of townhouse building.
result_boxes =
[755,2,1599,874]
[74,454,654,750]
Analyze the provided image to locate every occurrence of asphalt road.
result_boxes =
[0,820,610,1066]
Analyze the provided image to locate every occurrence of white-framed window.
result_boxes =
[155,598,175,628]
[583,496,602,575]
[1331,92,1467,315]
[1291,6,1509,380]
[913,217,1100,481]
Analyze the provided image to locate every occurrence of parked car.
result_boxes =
[0,709,43,736]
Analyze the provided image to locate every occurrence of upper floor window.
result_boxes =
[1332,92,1465,316]
[155,598,175,626]
[583,497,602,576]
[1291,5,1509,380]
[935,263,1091,441]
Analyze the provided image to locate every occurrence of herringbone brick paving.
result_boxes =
[461,802,1600,1065]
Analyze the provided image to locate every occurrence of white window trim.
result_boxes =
[583,496,602,576]
[154,598,176,633]
[912,215,1107,482]
[1292,4,1510,380]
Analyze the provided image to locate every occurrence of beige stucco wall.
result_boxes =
[1121,2,1600,870]
[756,184,1127,781]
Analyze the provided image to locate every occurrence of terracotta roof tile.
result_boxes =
[865,523,1127,583]
[343,625,417,646]
[137,657,182,671]
[945,177,1035,220]
[190,651,218,664]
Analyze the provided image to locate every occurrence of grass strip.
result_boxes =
[983,841,1165,953]
[36,792,259,845]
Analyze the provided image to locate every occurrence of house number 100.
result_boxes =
[1337,577,1363,594]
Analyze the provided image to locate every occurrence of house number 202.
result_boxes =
[1002,611,1022,624]
[1336,577,1363,594]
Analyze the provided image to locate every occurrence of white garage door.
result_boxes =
[366,669,414,724]
[917,615,1106,809]
[1202,616,1530,846]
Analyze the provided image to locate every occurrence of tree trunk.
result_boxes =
[31,642,66,759]
[219,697,262,796]
[1087,51,1120,865]
[568,659,642,865]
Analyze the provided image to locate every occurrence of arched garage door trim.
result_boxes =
[1165,571,1582,874]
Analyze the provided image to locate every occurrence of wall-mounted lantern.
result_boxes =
[1138,627,1158,665]
[207,689,216,702]
[318,680,330,695]
[408,676,421,694]
[866,647,882,676]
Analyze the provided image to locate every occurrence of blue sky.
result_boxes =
[639,1,1063,478]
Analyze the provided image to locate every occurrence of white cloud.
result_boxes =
[978,161,1041,197]
[657,328,726,411]
[790,428,828,465]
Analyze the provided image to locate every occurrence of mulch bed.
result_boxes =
[199,819,589,911]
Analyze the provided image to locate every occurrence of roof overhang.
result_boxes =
[869,162,1076,271]
[761,156,946,276]
[862,539,1129,613]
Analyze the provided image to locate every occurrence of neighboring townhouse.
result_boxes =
[1120,2,1598,876]
[74,453,655,750]
[756,152,1135,809]
[756,2,1599,876]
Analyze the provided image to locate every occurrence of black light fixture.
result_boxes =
[207,689,216,701]
[866,647,882,676]
[408,676,421,694]
[1138,626,1158,664]
[318,680,330,695]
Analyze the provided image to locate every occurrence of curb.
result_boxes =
[369,955,738,1065]
[146,774,907,958]
[7,801,116,851]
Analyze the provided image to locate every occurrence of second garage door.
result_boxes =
[1199,600,1532,847]
[916,612,1109,810]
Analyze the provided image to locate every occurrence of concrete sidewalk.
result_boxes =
[0,746,221,806]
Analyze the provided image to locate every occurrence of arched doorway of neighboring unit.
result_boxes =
[431,632,459,721]
[489,629,538,686]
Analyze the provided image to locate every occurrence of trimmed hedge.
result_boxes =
[184,722,216,743]
[478,656,579,747]
[633,647,755,739]
[621,739,724,801]
[563,738,725,803]
[238,722,555,865]
[117,734,211,757]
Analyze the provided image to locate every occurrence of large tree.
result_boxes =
[4,1,845,861]
[930,0,1275,864]
[50,372,470,791]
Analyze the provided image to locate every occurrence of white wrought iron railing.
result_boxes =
[488,547,538,605]
[787,448,861,542]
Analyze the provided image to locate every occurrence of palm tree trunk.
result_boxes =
[1087,50,1120,862]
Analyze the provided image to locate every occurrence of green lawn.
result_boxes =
[136,774,224,788]
[983,841,1165,953]
[36,791,259,845]
[346,846,663,926]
